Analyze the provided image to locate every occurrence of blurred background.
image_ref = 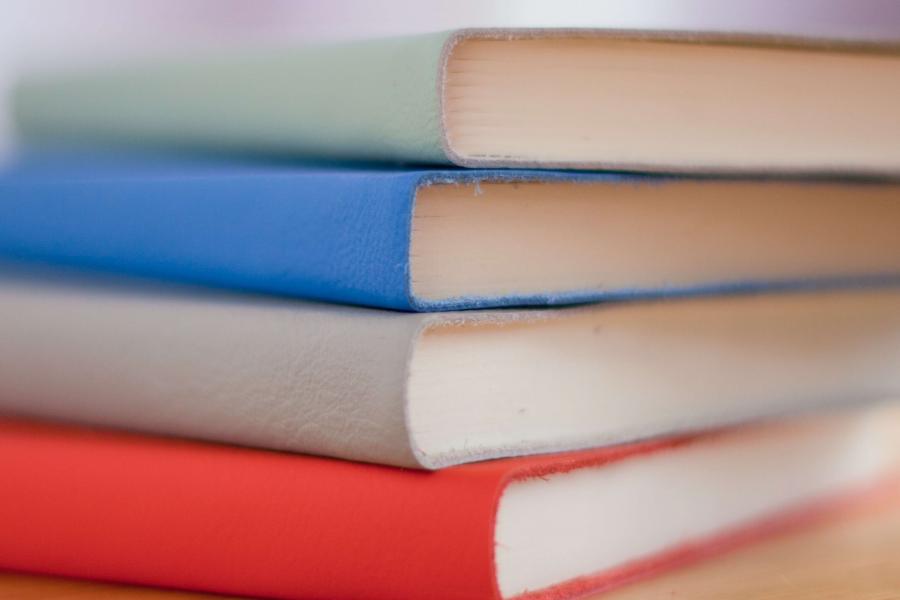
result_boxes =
[2,0,900,161]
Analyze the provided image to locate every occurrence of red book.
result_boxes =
[0,410,895,600]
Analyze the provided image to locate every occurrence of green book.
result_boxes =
[15,29,900,173]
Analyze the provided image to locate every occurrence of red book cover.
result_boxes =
[0,413,893,600]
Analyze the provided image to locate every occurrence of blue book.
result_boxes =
[1,153,898,311]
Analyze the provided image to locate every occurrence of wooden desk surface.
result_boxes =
[603,488,900,600]
[2,491,899,600]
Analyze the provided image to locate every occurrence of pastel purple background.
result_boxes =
[1,0,898,159]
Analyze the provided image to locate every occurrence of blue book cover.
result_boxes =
[1,153,898,311]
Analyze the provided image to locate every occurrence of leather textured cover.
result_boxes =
[0,416,890,600]
[1,154,898,311]
[0,269,427,468]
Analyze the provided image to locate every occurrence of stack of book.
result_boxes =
[1,29,899,600]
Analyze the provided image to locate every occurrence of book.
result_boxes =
[0,409,895,600]
[1,155,899,311]
[13,30,900,174]
[1,267,898,469]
